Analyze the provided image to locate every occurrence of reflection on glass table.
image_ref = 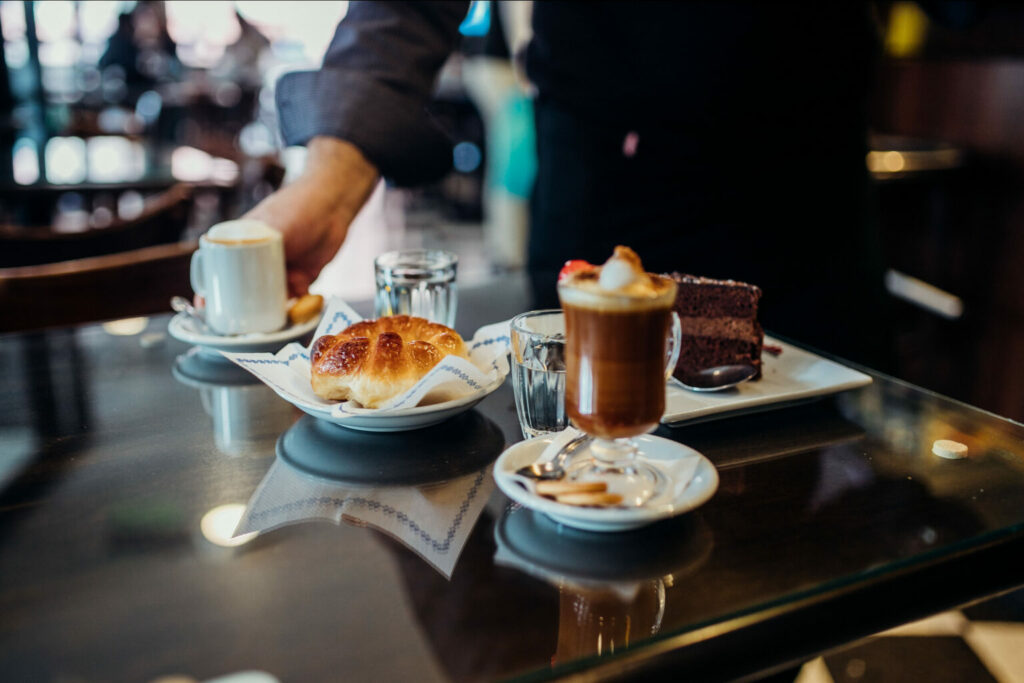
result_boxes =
[173,348,297,456]
[237,410,506,577]
[495,505,713,664]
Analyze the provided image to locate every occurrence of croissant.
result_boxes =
[310,315,469,408]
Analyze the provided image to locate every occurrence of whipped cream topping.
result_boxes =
[600,254,643,291]
[559,246,675,310]
[601,246,647,291]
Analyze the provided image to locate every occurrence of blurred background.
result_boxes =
[0,0,1021,423]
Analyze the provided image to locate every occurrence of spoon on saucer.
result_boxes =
[170,296,214,334]
[514,433,592,481]
[671,364,758,392]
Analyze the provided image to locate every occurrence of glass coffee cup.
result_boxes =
[557,247,681,505]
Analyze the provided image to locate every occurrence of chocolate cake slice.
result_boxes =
[668,273,764,381]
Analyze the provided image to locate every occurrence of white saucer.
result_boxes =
[168,312,320,355]
[494,434,719,532]
[280,378,504,433]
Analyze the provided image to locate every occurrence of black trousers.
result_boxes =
[527,98,893,372]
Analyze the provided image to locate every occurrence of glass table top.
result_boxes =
[1,279,1023,682]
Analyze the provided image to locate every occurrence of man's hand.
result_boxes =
[245,137,380,296]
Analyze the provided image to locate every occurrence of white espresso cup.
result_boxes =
[190,220,287,335]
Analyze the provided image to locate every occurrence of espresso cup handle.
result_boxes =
[189,249,206,298]
[665,311,682,381]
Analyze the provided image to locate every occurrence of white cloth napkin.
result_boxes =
[221,298,512,417]
[664,453,703,499]
[234,459,494,578]
[537,427,585,464]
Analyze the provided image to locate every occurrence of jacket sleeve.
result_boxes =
[275,1,470,185]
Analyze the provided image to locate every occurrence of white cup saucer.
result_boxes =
[168,310,321,356]
[494,433,719,532]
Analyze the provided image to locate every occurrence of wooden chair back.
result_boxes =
[0,184,193,268]
[0,241,197,333]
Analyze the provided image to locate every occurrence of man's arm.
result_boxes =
[278,0,470,185]
[245,136,379,296]
[246,1,470,295]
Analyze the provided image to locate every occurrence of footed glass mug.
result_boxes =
[558,258,681,506]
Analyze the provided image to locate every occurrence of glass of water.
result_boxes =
[374,249,458,327]
[510,309,568,439]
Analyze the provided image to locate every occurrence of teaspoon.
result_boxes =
[170,296,212,333]
[514,433,592,481]
[672,364,758,392]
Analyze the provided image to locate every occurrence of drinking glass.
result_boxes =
[558,276,681,505]
[510,310,568,439]
[374,249,458,327]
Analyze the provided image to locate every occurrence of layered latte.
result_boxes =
[558,247,677,439]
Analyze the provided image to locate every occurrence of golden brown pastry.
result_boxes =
[288,294,324,325]
[310,315,469,408]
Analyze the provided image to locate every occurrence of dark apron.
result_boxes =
[526,97,893,371]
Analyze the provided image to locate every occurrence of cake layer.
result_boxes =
[674,336,763,380]
[668,271,764,382]
[669,272,761,319]
[679,316,759,341]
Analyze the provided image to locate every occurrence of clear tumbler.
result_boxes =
[510,309,568,439]
[374,249,458,327]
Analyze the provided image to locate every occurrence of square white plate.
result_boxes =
[661,336,872,426]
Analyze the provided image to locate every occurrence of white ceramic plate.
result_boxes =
[494,434,719,532]
[662,336,873,426]
[281,378,504,432]
[168,311,320,355]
